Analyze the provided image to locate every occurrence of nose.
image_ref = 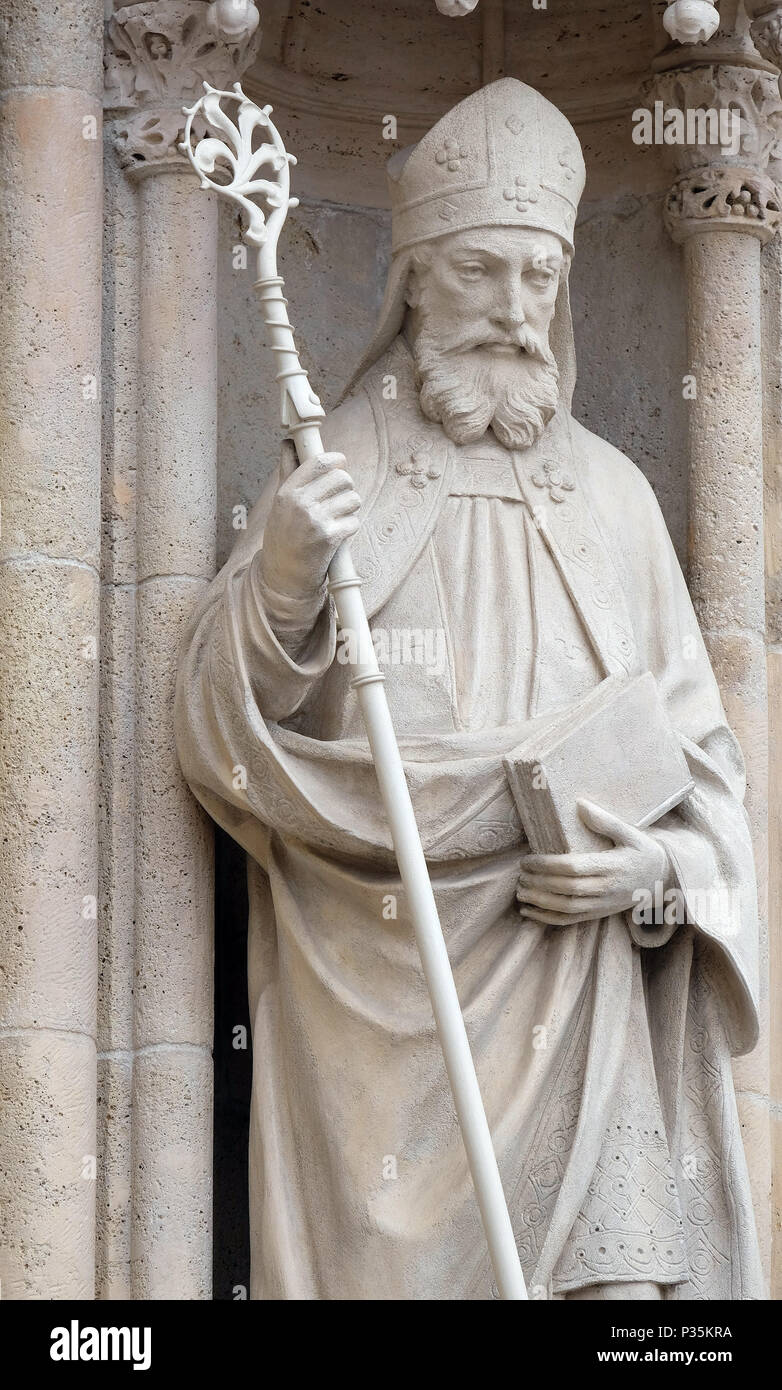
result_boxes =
[490,279,526,336]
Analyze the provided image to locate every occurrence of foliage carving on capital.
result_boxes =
[750,7,782,69]
[652,64,782,172]
[664,163,782,240]
[105,0,261,169]
[652,62,782,238]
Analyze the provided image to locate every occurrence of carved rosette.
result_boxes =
[105,0,261,173]
[653,64,782,241]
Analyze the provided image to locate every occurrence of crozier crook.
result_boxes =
[180,81,527,1301]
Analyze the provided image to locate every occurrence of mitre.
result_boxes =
[345,77,587,407]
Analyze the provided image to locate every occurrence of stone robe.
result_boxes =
[175,338,763,1300]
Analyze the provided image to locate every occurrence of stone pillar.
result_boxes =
[761,212,782,1304]
[133,162,216,1300]
[748,0,782,1304]
[96,95,139,1299]
[654,54,782,1280]
[104,0,259,1298]
[0,0,104,1297]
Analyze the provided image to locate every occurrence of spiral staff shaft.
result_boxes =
[181,83,527,1301]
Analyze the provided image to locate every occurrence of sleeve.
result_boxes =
[606,461,760,1054]
[231,548,337,721]
[178,445,338,732]
[588,444,766,1050]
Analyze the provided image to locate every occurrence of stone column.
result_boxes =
[654,54,782,1279]
[104,0,259,1298]
[96,92,139,1299]
[747,0,782,1304]
[0,0,104,1297]
[761,210,782,1303]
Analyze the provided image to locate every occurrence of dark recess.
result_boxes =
[213,826,252,1300]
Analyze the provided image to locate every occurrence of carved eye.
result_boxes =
[526,266,557,289]
[457,261,487,281]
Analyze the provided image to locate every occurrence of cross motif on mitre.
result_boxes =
[503,176,541,213]
[435,138,469,172]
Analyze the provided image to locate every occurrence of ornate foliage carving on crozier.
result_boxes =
[105,0,261,173]
[653,65,782,242]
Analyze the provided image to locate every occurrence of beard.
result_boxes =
[412,318,560,452]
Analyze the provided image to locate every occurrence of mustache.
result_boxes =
[431,324,555,364]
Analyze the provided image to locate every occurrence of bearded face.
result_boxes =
[407,227,564,452]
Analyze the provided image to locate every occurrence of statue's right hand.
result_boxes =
[258,452,362,601]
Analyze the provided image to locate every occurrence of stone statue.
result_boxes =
[175,79,763,1301]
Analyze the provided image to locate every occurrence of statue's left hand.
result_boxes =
[515,800,671,926]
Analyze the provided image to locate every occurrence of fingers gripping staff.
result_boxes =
[180,82,527,1301]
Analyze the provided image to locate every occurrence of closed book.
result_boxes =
[503,672,694,854]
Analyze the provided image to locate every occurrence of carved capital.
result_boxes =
[104,0,261,171]
[664,163,782,241]
[650,62,782,240]
[652,64,782,172]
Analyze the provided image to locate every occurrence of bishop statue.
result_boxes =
[175,79,762,1301]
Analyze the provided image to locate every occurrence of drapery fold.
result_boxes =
[175,341,762,1299]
